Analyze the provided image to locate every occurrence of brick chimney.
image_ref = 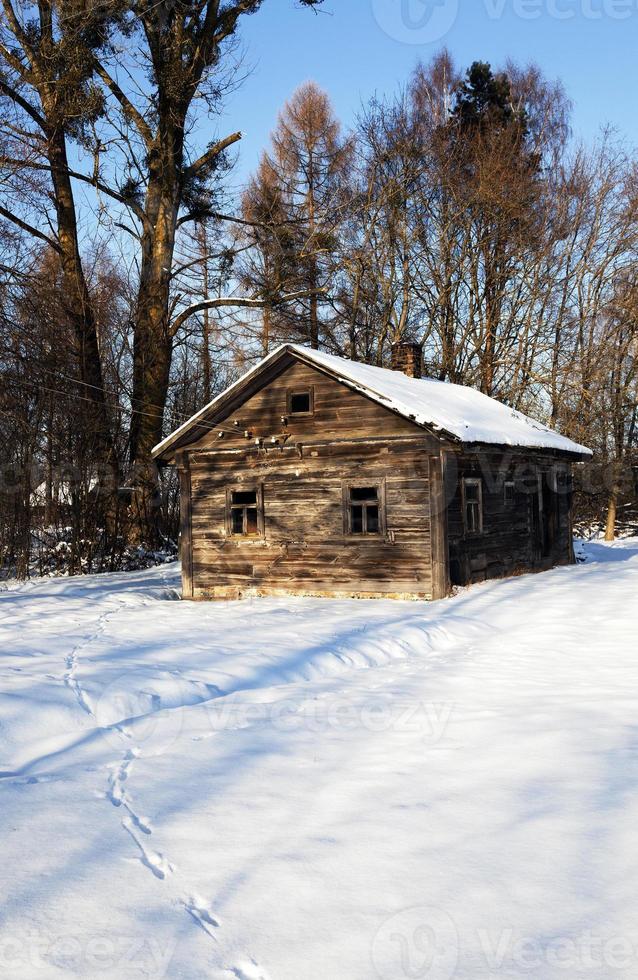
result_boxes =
[391,341,423,379]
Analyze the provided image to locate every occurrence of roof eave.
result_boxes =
[462,440,592,461]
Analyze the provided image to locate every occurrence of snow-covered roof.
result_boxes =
[153,343,592,459]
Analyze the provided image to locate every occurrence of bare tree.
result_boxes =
[240,81,352,350]
[0,0,120,478]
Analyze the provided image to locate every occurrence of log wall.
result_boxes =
[187,438,435,600]
[445,448,573,585]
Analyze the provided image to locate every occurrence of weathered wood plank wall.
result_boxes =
[445,449,573,585]
[189,360,431,452]
[187,439,434,599]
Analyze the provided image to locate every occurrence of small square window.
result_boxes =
[288,389,313,416]
[345,485,383,536]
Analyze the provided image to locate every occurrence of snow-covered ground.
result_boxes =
[1,540,637,980]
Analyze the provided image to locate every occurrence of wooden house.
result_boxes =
[153,343,592,601]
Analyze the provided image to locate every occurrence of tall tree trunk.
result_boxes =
[262,304,272,355]
[309,270,319,349]
[201,255,212,403]
[48,127,119,495]
[128,166,180,543]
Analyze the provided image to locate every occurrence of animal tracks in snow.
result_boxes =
[183,896,220,938]
[64,650,93,715]
[106,743,177,885]
[62,602,131,718]
[106,748,137,806]
[107,749,156,847]
[229,959,271,980]
[122,815,174,880]
[103,745,265,974]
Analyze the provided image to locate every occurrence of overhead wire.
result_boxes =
[2,367,269,440]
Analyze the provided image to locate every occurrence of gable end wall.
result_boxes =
[178,360,440,600]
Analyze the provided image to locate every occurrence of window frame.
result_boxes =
[503,480,515,507]
[342,481,386,538]
[225,485,265,538]
[287,386,314,418]
[462,477,483,536]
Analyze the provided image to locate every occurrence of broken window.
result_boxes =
[346,485,382,536]
[287,389,313,416]
[462,478,483,535]
[228,487,263,537]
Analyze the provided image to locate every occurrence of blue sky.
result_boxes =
[216,0,638,190]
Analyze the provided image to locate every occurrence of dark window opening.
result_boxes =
[288,389,313,415]
[504,481,515,506]
[231,507,244,535]
[229,488,262,537]
[463,478,483,535]
[347,486,381,536]
[232,490,257,505]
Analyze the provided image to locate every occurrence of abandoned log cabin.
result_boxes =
[153,342,592,601]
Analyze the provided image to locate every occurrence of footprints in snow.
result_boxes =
[122,814,174,880]
[107,749,156,847]
[107,748,170,878]
[103,748,255,969]
[99,686,258,975]
[183,896,220,938]
[107,748,137,807]
[64,650,93,715]
[104,748,235,958]
[230,960,270,980]
[63,606,119,716]
[56,593,260,975]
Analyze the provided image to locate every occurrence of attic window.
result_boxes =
[344,484,385,536]
[227,487,264,537]
[288,389,313,416]
[504,481,515,507]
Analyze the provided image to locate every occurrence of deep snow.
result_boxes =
[1,540,637,980]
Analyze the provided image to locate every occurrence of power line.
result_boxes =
[1,370,267,441]
[38,367,253,438]
[31,360,275,439]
